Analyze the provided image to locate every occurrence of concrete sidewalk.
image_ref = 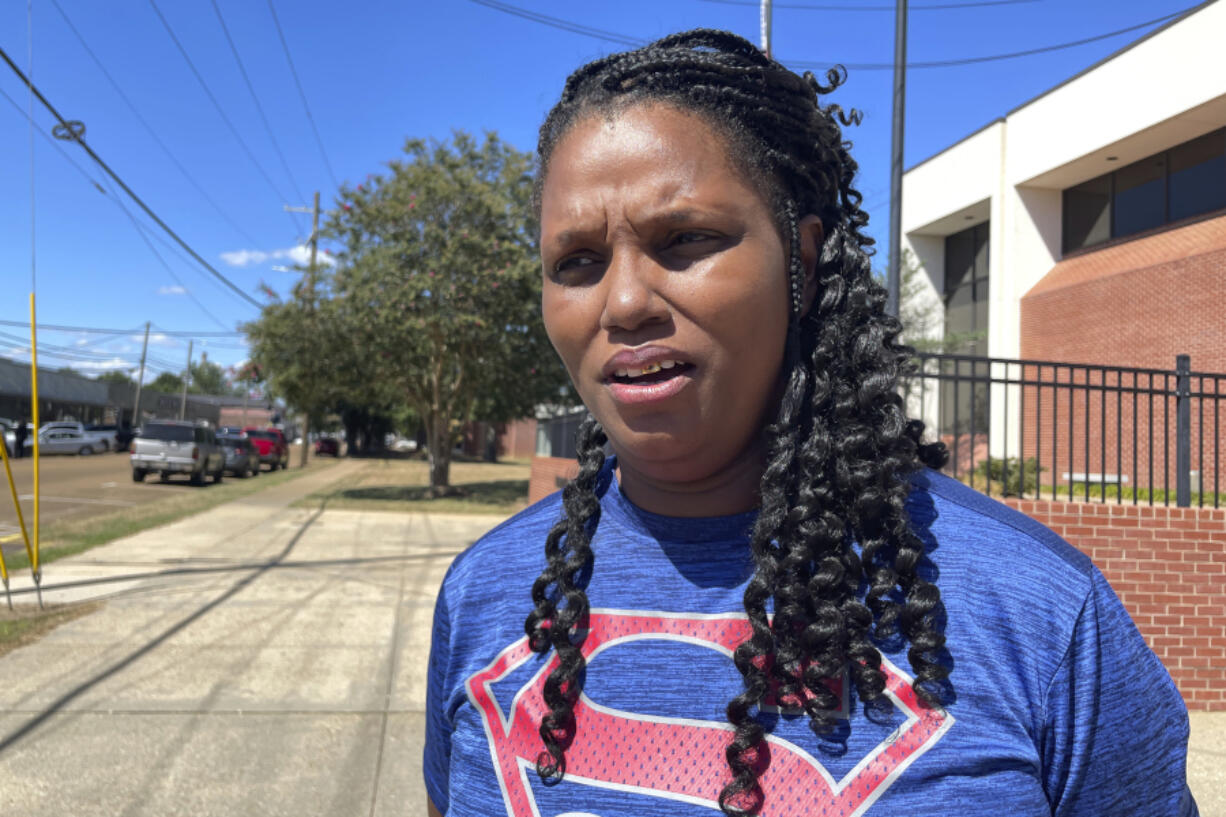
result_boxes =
[0,459,503,816]
[0,459,1220,814]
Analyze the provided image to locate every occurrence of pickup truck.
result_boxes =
[40,421,116,452]
[243,427,289,471]
[131,420,225,485]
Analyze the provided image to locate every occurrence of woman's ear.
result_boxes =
[797,214,825,317]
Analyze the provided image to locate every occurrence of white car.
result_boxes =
[39,421,116,452]
[34,427,106,456]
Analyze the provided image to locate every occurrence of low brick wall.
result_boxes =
[1004,498,1226,711]
[528,455,1225,710]
[528,456,579,504]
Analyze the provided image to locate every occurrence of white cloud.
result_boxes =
[158,285,187,296]
[73,337,90,347]
[64,357,134,373]
[220,245,336,269]
[132,332,178,348]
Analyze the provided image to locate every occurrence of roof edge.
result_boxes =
[904,0,1219,176]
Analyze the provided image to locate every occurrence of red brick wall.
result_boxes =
[1005,498,1226,710]
[529,455,579,504]
[499,418,537,460]
[1019,217,1226,495]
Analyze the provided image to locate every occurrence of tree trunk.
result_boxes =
[428,416,451,495]
[300,415,310,468]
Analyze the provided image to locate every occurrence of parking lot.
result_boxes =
[1,444,307,557]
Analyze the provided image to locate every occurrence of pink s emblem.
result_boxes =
[466,610,952,817]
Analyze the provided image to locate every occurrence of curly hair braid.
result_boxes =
[524,29,950,815]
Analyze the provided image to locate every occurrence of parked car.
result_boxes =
[243,427,289,471]
[85,423,135,453]
[314,436,340,456]
[32,426,107,456]
[41,421,116,452]
[217,433,260,478]
[131,421,225,485]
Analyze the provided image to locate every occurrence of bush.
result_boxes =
[974,457,1045,496]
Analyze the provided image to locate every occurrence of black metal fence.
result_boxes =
[906,353,1224,508]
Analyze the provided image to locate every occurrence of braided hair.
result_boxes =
[523,29,950,816]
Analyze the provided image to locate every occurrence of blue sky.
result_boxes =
[0,0,1204,384]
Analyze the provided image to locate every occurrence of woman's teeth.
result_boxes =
[614,360,681,379]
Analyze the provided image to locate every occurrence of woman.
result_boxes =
[425,30,1197,817]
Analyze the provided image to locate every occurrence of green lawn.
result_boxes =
[0,459,338,574]
[297,457,531,515]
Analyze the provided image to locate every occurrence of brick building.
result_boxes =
[898,2,1225,708]
[901,0,1225,494]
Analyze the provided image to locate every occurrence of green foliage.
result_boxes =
[973,456,1045,496]
[148,372,184,394]
[188,356,234,396]
[245,130,570,490]
[94,370,135,386]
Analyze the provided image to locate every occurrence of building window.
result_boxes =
[1062,127,1226,254]
[941,222,989,436]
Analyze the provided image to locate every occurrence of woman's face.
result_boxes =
[539,103,796,502]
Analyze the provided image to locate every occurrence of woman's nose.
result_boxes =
[599,248,669,333]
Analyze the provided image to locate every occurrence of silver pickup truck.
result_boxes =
[131,420,225,485]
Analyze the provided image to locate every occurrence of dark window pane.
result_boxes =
[1063,175,1111,252]
[946,284,975,335]
[1169,129,1226,222]
[944,229,975,293]
[142,423,193,442]
[1113,155,1166,237]
[973,222,990,278]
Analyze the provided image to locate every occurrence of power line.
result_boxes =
[47,0,263,248]
[146,0,303,237]
[466,0,1198,71]
[0,45,265,310]
[0,319,243,337]
[210,0,307,206]
[265,0,340,192]
[698,0,1039,10]
[465,0,644,47]
[0,84,246,322]
[787,6,1192,69]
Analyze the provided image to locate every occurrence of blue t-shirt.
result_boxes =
[425,466,1198,816]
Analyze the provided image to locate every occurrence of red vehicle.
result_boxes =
[242,427,289,471]
[314,436,340,456]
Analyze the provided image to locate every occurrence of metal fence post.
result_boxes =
[1176,354,1191,508]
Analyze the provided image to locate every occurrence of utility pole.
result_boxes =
[760,0,773,58]
[132,321,150,430]
[887,0,908,317]
[286,191,320,467]
[179,339,193,421]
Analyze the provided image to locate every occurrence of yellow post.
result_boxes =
[29,294,42,604]
[0,436,33,610]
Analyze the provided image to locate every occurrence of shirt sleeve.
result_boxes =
[1041,567,1199,816]
[423,578,454,815]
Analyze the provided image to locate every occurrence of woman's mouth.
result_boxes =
[606,360,695,404]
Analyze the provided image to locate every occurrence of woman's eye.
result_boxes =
[552,255,600,281]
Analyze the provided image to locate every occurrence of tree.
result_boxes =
[188,355,232,396]
[95,370,135,386]
[148,372,184,394]
[327,131,568,493]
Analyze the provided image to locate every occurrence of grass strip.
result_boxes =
[0,460,338,573]
[296,457,531,515]
[0,601,101,658]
